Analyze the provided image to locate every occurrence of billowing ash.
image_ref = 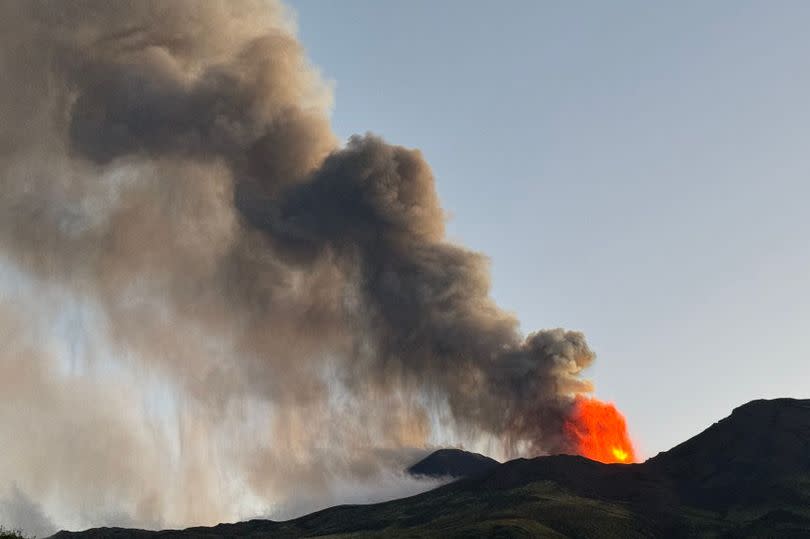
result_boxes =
[0,0,595,531]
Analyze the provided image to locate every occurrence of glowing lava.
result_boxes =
[611,447,629,462]
[564,395,636,464]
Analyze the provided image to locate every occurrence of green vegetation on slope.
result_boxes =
[263,480,656,538]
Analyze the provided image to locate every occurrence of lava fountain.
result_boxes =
[563,395,637,464]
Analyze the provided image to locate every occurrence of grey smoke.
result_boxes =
[0,0,596,532]
[0,485,56,539]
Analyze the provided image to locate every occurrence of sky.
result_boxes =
[287,0,810,458]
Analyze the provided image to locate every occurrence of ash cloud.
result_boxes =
[0,0,595,531]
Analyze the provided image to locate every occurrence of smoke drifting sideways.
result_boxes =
[0,0,596,532]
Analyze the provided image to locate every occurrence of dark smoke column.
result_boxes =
[243,135,598,454]
[6,0,597,458]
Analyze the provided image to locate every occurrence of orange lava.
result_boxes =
[564,395,636,464]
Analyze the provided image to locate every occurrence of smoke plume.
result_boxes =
[0,0,596,531]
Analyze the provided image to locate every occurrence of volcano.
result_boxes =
[50,398,810,538]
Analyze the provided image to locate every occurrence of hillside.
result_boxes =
[51,398,810,538]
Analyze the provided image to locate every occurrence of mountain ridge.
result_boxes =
[50,398,810,538]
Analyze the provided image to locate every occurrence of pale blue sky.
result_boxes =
[288,0,810,457]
